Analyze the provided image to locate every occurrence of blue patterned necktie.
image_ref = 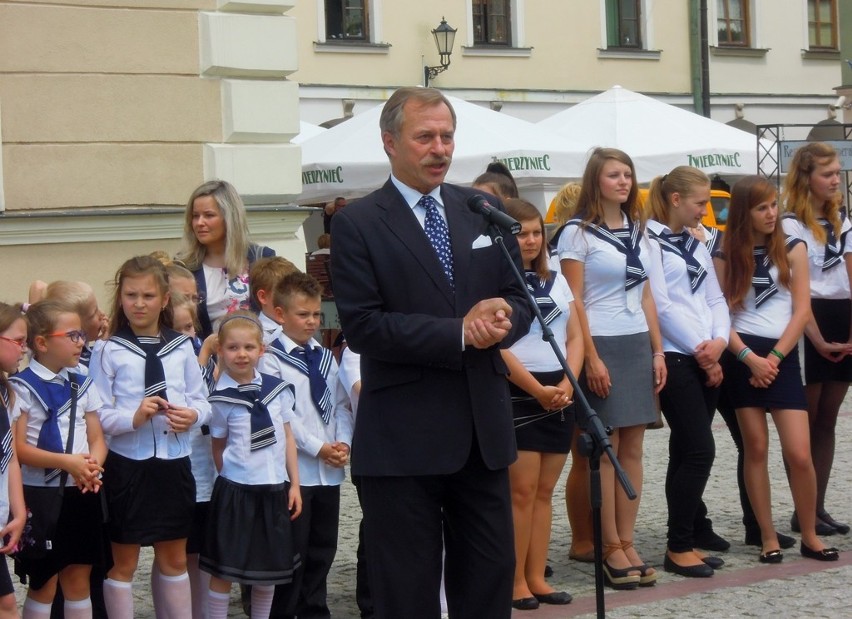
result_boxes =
[419,195,454,287]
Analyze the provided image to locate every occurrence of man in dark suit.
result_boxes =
[330,87,531,619]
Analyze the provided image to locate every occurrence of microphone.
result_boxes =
[466,194,521,235]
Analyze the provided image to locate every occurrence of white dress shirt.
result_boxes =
[11,359,103,487]
[90,337,211,460]
[209,370,295,485]
[557,216,656,336]
[258,332,354,487]
[781,216,852,300]
[646,220,730,354]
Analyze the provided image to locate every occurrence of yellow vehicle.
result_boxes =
[545,187,730,231]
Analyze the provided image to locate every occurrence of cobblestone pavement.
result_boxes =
[10,401,852,618]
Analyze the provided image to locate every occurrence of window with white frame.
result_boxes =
[324,0,369,41]
[716,0,750,47]
[605,0,643,49]
[473,0,511,45]
[807,0,838,50]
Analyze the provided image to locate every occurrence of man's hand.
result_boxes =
[463,298,513,349]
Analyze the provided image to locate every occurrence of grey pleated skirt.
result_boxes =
[580,331,657,429]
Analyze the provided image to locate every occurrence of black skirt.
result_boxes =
[186,501,210,555]
[722,333,807,411]
[510,369,574,453]
[804,298,852,384]
[103,451,195,545]
[200,477,300,586]
[14,486,106,590]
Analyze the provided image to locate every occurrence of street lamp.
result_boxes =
[424,17,457,87]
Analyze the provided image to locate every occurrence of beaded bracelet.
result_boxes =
[737,347,752,362]
[769,348,785,361]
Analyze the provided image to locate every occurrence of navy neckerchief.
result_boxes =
[111,328,187,401]
[79,342,93,368]
[568,217,647,290]
[268,339,333,424]
[209,374,292,451]
[819,218,843,272]
[0,385,12,474]
[651,228,707,293]
[704,226,723,258]
[525,271,561,325]
[752,237,804,307]
[10,368,89,481]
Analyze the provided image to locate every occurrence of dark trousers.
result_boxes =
[716,382,758,532]
[659,354,719,552]
[360,447,514,619]
[282,484,341,619]
[352,476,374,618]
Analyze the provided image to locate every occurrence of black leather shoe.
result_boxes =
[693,530,731,552]
[817,511,850,535]
[544,564,554,578]
[800,542,839,562]
[511,597,540,611]
[532,591,573,605]
[663,554,714,578]
[701,555,725,569]
[759,549,783,564]
[791,512,836,536]
[744,530,796,549]
[602,561,640,590]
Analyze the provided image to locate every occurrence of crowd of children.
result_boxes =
[0,247,352,619]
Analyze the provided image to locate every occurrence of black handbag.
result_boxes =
[13,380,78,562]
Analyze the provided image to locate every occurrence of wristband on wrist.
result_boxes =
[737,347,752,362]
[652,352,665,358]
[769,348,785,361]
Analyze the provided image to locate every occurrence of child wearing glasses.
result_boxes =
[89,256,211,618]
[9,300,107,619]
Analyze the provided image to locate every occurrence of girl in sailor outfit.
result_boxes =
[89,256,211,618]
[200,312,301,619]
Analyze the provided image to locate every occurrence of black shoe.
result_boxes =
[701,555,725,569]
[544,564,554,578]
[791,512,836,536]
[817,511,851,535]
[511,597,540,611]
[800,542,839,561]
[663,554,714,578]
[744,530,796,549]
[602,560,640,590]
[759,549,783,564]
[693,530,731,552]
[663,554,713,578]
[532,591,572,605]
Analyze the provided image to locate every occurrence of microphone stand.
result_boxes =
[486,223,636,619]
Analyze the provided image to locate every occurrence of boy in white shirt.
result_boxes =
[259,272,353,618]
[248,257,299,345]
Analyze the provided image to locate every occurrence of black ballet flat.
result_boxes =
[800,542,839,562]
[701,555,725,569]
[758,549,783,564]
[663,554,713,578]
[511,597,540,611]
[791,512,836,536]
[817,511,851,535]
[532,591,573,605]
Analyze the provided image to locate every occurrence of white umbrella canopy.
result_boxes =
[291,121,327,144]
[537,85,760,183]
[298,94,587,204]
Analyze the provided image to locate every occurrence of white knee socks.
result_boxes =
[63,597,93,619]
[250,585,275,619]
[206,590,230,619]
[103,579,133,618]
[22,598,51,619]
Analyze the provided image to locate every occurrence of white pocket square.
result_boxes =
[471,234,493,249]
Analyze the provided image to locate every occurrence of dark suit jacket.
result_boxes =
[330,180,531,476]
